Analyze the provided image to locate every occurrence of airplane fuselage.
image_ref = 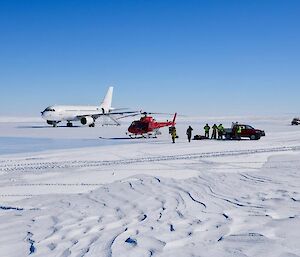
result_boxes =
[41,105,107,122]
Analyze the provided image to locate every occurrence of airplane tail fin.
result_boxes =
[101,86,113,112]
[172,113,177,126]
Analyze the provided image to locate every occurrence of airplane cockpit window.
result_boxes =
[44,107,55,112]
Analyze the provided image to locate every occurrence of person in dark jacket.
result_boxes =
[204,124,210,138]
[186,126,193,142]
[211,124,218,139]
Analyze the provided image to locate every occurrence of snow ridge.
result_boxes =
[1,154,300,257]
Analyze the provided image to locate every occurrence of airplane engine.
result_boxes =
[80,116,94,126]
[46,120,60,127]
[47,120,56,125]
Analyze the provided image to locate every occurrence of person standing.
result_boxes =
[235,125,242,140]
[211,124,218,139]
[171,127,177,143]
[186,126,193,142]
[204,124,210,138]
[232,121,238,128]
[217,123,224,140]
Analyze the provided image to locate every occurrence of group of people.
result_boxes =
[189,123,225,141]
[170,124,226,143]
[170,124,225,143]
[203,123,225,140]
[171,122,245,143]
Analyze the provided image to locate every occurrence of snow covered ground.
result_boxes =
[0,115,300,257]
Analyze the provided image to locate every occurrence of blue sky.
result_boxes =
[0,0,299,116]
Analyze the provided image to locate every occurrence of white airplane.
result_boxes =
[41,86,134,127]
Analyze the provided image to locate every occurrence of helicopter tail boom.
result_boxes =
[172,113,177,126]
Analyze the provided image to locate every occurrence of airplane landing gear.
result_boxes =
[67,122,73,127]
[89,123,95,127]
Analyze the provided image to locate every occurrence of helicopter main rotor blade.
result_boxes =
[116,112,141,120]
[140,111,175,115]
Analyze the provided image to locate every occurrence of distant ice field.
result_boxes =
[0,120,145,155]
[0,137,114,155]
[0,115,297,155]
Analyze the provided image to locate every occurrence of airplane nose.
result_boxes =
[41,111,47,117]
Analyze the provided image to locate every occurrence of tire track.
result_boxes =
[1,145,300,173]
[5,183,103,187]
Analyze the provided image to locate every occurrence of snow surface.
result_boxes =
[0,115,300,257]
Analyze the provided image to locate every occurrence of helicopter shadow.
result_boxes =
[99,137,133,140]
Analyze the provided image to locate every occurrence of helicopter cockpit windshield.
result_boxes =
[131,121,148,130]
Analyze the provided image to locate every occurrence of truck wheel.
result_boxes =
[225,134,231,140]
[250,135,256,140]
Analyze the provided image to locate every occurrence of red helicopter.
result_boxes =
[127,112,177,138]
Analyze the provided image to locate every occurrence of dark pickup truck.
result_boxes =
[291,118,300,125]
[224,124,265,140]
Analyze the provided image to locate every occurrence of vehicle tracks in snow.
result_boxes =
[4,183,103,187]
[1,145,300,173]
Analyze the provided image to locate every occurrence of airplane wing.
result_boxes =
[109,108,130,111]
[76,111,139,120]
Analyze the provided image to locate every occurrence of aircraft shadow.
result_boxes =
[17,125,81,129]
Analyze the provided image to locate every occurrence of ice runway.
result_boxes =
[0,116,300,257]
